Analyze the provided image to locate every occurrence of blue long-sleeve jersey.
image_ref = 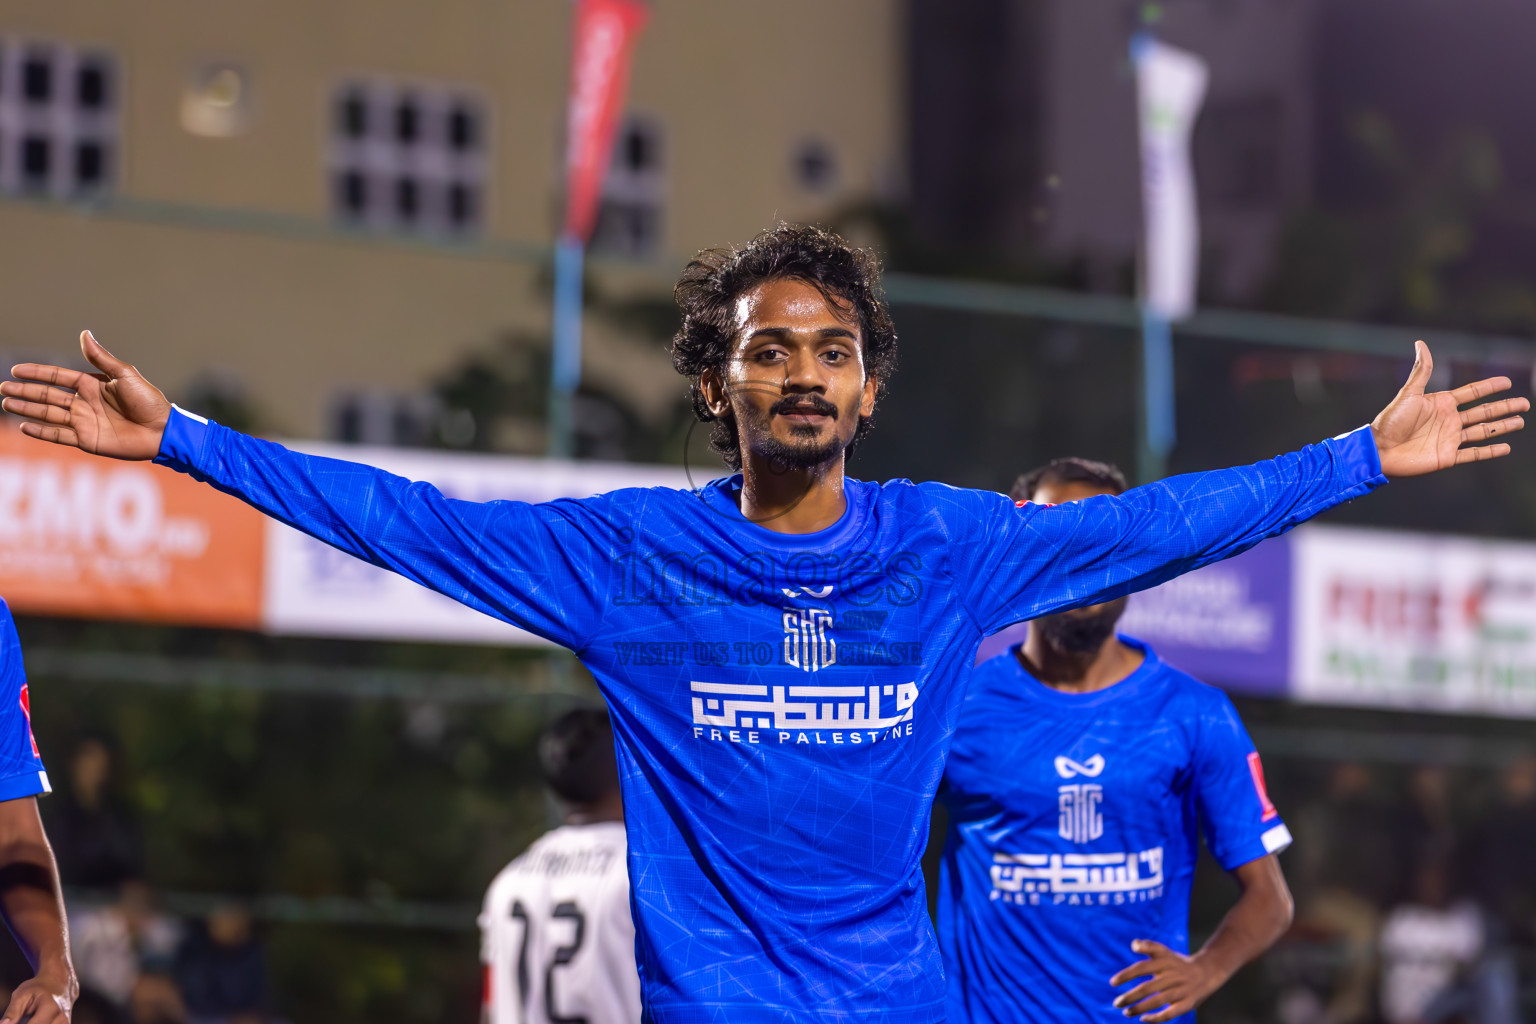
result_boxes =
[939,639,1290,1024]
[155,408,1384,1023]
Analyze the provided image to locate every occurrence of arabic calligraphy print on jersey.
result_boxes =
[989,847,1166,906]
[690,680,919,733]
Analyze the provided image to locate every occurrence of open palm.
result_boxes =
[1371,340,1526,477]
[0,331,171,460]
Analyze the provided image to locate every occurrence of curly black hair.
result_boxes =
[1010,457,1128,503]
[670,223,898,470]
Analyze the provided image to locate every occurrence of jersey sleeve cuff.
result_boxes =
[1328,425,1387,490]
[0,769,50,802]
[154,404,216,473]
[1218,820,1292,870]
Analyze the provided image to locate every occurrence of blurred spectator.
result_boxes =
[129,971,187,1024]
[1294,762,1405,909]
[1464,756,1536,946]
[48,738,143,889]
[70,880,182,1011]
[1289,762,1398,1024]
[1401,766,1458,869]
[1377,856,1518,1024]
[172,902,267,1024]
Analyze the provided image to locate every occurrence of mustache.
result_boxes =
[769,394,839,419]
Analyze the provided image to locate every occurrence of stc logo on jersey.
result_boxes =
[782,608,835,672]
[1058,785,1103,843]
[1056,754,1105,843]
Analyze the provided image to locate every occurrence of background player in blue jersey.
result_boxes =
[1,225,1525,1022]
[0,600,78,1024]
[940,458,1295,1024]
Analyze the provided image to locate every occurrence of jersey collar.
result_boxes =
[696,474,871,551]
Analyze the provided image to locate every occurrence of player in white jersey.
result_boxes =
[480,707,638,1024]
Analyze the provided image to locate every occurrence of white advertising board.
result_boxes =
[262,442,691,645]
[1292,525,1536,717]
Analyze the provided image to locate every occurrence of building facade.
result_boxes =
[0,0,903,445]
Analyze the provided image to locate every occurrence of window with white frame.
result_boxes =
[590,114,664,256]
[0,38,117,197]
[329,78,486,235]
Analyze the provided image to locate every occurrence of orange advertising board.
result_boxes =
[0,426,263,628]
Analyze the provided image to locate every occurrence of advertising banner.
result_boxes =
[9,415,1535,715]
[1291,526,1536,717]
[0,428,263,628]
[561,0,650,242]
[1119,538,1290,695]
[1134,37,1208,320]
[262,442,688,646]
[973,538,1290,694]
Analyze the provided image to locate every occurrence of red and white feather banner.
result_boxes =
[561,0,650,242]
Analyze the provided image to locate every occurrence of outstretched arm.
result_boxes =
[10,334,1514,472]
[1110,856,1292,1023]
[961,340,1525,632]
[0,332,613,649]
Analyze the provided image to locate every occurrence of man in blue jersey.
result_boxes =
[0,600,78,1024]
[940,458,1294,1024]
[0,224,1525,1023]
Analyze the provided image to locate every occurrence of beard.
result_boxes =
[1035,597,1128,655]
[737,392,851,470]
[754,428,844,470]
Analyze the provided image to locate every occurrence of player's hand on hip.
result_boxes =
[0,973,75,1024]
[1371,340,1527,477]
[1,331,172,460]
[1110,939,1225,1022]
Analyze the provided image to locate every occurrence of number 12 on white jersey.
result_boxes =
[481,822,640,1024]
